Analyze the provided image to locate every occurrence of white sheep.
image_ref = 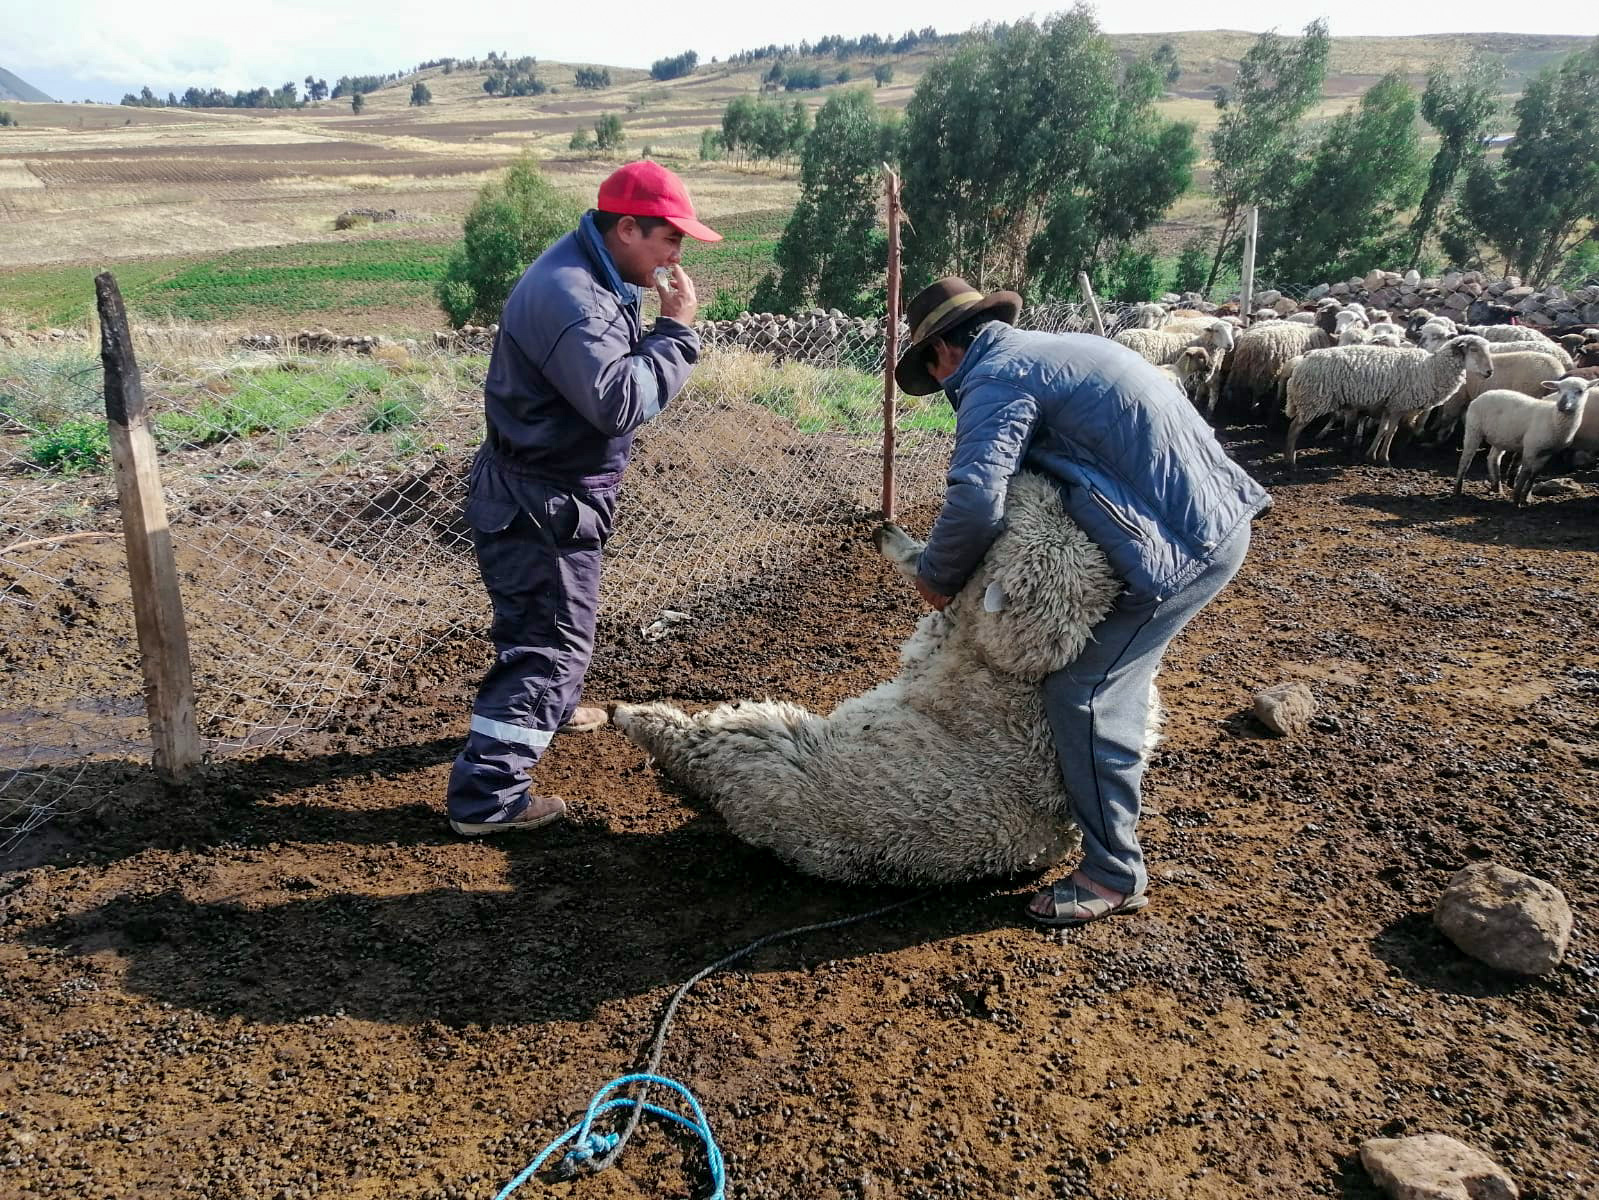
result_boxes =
[1423,347,1571,444]
[1173,344,1226,416]
[1335,310,1370,345]
[1468,323,1563,350]
[612,474,1155,885]
[1454,377,1595,505]
[1367,322,1407,348]
[1419,322,1572,369]
[1123,302,1168,330]
[1284,335,1494,467]
[1113,320,1234,367]
[1227,320,1332,411]
[1161,313,1242,339]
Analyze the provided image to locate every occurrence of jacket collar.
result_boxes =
[941,321,1008,407]
[577,211,642,305]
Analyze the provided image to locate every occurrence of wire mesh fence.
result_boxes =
[0,300,1144,848]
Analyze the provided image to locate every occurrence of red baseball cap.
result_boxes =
[596,161,722,242]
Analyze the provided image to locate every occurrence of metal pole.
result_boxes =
[881,166,902,523]
[1077,272,1106,337]
[97,272,202,777]
[1240,205,1259,324]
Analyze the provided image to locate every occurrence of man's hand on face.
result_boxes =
[657,265,699,326]
[913,577,951,611]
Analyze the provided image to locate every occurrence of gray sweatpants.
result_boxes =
[1043,525,1251,896]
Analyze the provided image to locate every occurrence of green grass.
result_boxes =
[0,349,103,427]
[687,207,787,308]
[0,262,184,328]
[22,418,109,472]
[364,391,425,433]
[154,361,392,449]
[0,238,455,329]
[143,240,454,322]
[5,350,440,472]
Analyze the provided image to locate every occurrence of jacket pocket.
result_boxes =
[1089,487,1145,542]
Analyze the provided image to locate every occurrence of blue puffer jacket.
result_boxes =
[916,324,1270,604]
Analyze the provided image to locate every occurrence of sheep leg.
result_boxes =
[872,522,924,580]
[1453,427,1482,495]
[1485,449,1506,497]
[1366,415,1398,465]
[1284,414,1312,469]
[1336,409,1359,450]
[1512,453,1548,507]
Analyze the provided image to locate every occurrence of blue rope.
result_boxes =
[492,892,927,1198]
[493,1074,724,1200]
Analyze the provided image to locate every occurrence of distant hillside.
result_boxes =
[1108,30,1591,99]
[0,66,55,103]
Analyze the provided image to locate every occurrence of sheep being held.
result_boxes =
[613,473,1153,886]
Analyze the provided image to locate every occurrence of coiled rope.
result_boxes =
[494,891,928,1199]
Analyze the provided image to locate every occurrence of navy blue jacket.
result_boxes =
[917,325,1270,604]
[479,214,699,490]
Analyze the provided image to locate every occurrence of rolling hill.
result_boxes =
[0,66,55,103]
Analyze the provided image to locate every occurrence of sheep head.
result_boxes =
[1201,321,1235,353]
[1440,334,1494,382]
[1418,320,1458,352]
[1542,376,1596,416]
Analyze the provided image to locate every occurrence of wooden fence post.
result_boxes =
[1240,205,1259,324]
[881,166,902,523]
[1077,272,1106,337]
[96,272,202,777]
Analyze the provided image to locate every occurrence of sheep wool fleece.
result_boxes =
[447,214,699,825]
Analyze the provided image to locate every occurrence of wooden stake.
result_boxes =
[881,166,902,523]
[96,272,202,776]
[1240,206,1259,324]
[1077,272,1106,337]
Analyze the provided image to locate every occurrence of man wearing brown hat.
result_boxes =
[445,162,721,836]
[893,277,1270,926]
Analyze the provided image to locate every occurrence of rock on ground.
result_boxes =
[1360,1132,1517,1200]
[1434,862,1573,976]
[1254,681,1316,737]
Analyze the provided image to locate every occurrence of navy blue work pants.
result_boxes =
[446,474,616,825]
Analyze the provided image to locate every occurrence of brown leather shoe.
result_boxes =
[449,794,567,837]
[560,704,610,733]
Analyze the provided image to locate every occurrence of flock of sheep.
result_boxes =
[1112,299,1599,504]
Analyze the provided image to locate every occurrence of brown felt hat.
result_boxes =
[894,276,1022,396]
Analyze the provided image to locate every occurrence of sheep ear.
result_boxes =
[1538,380,1558,394]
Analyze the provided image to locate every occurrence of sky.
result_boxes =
[3,0,1585,103]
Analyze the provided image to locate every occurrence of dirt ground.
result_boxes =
[2,428,1597,1200]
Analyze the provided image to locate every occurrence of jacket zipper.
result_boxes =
[1090,487,1145,541]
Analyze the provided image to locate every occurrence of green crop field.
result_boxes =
[0,211,787,332]
[0,238,457,329]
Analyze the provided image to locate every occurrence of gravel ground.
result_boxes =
[2,427,1596,1200]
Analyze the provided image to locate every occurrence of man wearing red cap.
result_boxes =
[446,162,721,836]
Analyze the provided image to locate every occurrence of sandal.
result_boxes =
[1027,878,1149,928]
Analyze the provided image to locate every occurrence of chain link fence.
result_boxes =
[0,301,1139,848]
